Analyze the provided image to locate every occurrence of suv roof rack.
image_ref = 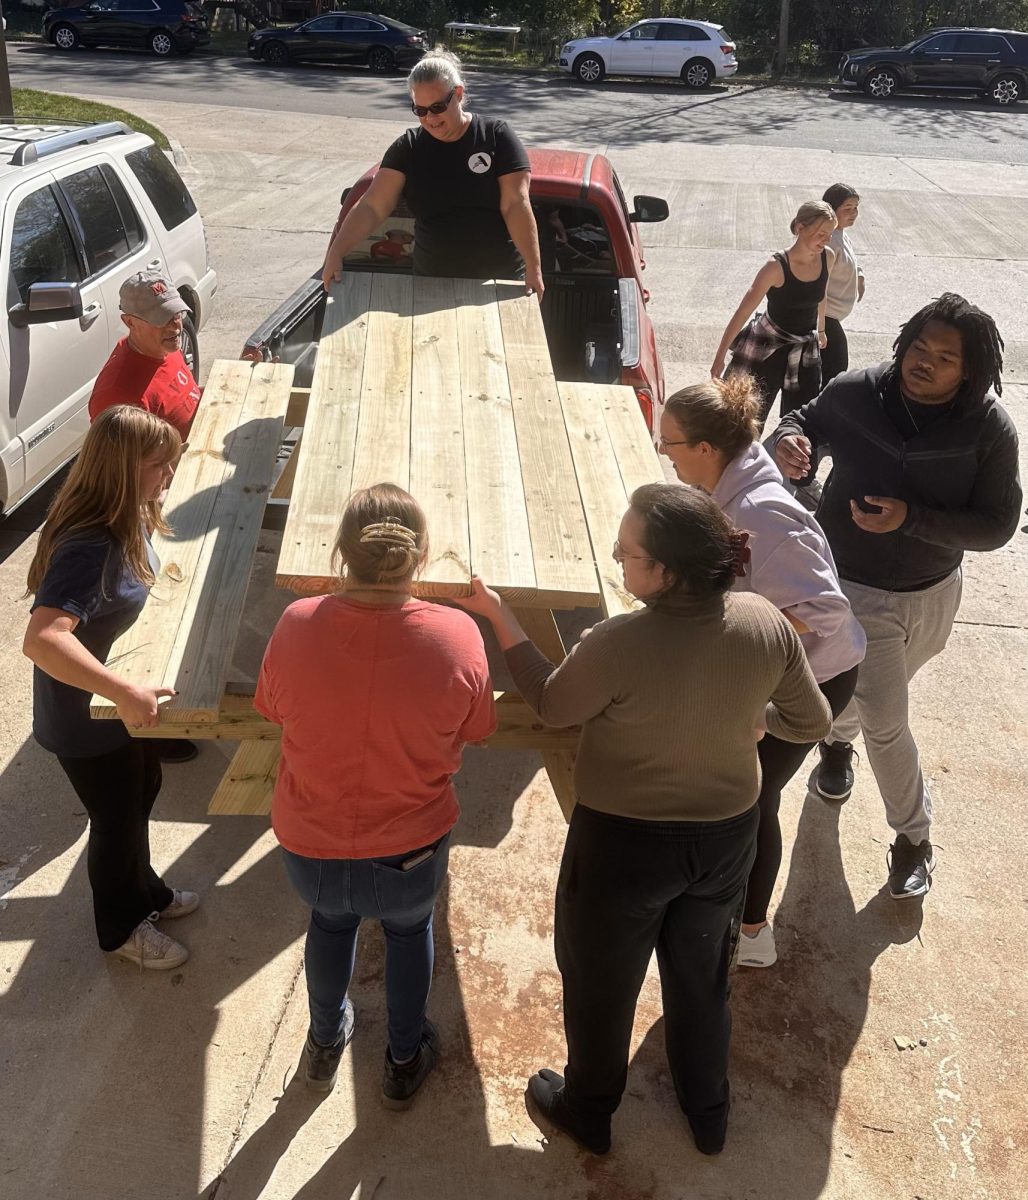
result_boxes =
[0,122,132,167]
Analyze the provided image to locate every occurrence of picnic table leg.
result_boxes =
[511,606,577,823]
[207,741,280,816]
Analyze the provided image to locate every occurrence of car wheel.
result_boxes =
[180,311,200,381]
[574,53,604,84]
[863,68,899,99]
[682,58,713,89]
[988,73,1023,105]
[262,40,289,66]
[52,23,81,50]
[149,29,175,56]
[367,45,394,73]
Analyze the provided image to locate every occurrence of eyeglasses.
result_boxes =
[612,540,655,565]
[658,435,689,450]
[411,88,456,117]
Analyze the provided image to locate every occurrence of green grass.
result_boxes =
[10,88,170,149]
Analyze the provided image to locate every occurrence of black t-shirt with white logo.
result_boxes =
[380,115,530,279]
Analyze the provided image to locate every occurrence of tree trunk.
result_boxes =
[775,0,790,76]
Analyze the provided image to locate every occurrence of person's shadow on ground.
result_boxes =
[201,781,926,1199]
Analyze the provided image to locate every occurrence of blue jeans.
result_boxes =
[281,833,451,1062]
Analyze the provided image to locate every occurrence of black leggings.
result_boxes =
[742,665,859,925]
[820,317,849,385]
[732,345,822,428]
[57,740,173,951]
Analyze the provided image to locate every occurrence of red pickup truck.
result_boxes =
[243,148,668,431]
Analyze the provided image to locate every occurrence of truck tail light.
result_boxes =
[634,386,654,432]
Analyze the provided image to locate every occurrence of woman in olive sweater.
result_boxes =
[458,483,831,1157]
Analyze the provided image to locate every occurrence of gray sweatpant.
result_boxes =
[829,569,962,843]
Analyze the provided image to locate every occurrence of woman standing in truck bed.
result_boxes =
[321,49,543,296]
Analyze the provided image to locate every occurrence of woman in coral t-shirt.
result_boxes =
[255,483,495,1109]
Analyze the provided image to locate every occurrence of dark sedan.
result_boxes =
[248,11,426,70]
[45,0,210,57]
[839,26,1028,104]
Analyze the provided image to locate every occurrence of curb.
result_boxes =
[167,135,189,169]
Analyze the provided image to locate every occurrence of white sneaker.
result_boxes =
[158,889,200,919]
[737,924,777,968]
[110,918,188,971]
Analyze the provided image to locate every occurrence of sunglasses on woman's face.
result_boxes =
[411,88,456,117]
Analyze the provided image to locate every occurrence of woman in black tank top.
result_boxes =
[712,201,837,424]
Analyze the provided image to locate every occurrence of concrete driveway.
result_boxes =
[0,85,1026,1200]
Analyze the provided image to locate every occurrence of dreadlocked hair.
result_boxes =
[893,293,1004,403]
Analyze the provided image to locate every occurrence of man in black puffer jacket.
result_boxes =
[767,293,1021,899]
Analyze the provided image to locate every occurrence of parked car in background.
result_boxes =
[0,122,216,515]
[243,150,668,435]
[248,10,426,70]
[559,19,737,87]
[44,0,211,57]
[839,26,1028,104]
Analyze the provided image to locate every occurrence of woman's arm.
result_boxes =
[23,608,174,728]
[321,168,407,290]
[764,620,833,744]
[498,171,544,299]
[711,259,783,378]
[453,578,617,727]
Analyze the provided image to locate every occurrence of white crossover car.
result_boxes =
[560,18,737,87]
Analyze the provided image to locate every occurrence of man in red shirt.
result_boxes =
[90,270,201,764]
[89,270,200,439]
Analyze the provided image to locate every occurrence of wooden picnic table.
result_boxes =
[92,275,664,818]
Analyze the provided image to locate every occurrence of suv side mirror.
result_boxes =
[630,195,669,224]
[9,282,84,329]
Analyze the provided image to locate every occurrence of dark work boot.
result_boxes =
[525,1068,611,1155]
[304,999,355,1093]
[381,1020,440,1110]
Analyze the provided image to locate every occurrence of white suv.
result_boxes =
[560,19,737,87]
[0,121,216,515]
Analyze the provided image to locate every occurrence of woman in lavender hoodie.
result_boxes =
[659,375,866,968]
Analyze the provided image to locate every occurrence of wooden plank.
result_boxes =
[271,432,301,501]
[113,689,579,750]
[513,606,577,822]
[558,382,645,620]
[595,382,666,497]
[207,741,280,816]
[409,276,472,595]
[453,278,537,600]
[349,272,414,493]
[91,361,295,722]
[89,360,258,721]
[496,286,599,609]
[277,273,373,594]
[285,387,310,428]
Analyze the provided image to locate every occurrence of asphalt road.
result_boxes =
[9,40,1028,162]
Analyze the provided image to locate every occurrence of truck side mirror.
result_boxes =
[630,195,669,223]
[9,282,85,329]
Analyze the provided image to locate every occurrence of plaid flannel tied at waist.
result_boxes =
[729,312,820,396]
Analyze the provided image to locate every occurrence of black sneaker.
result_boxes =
[887,835,936,899]
[304,999,355,1093]
[157,738,199,764]
[815,740,855,801]
[525,1068,611,1155]
[381,1020,440,1110]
